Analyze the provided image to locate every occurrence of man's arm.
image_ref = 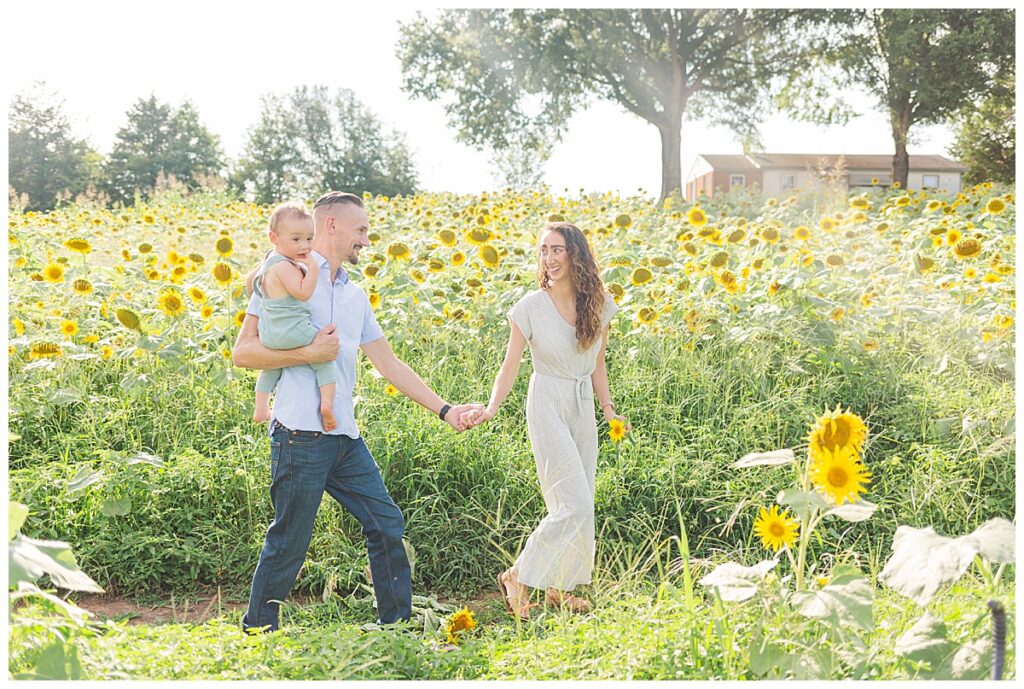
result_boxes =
[232,314,340,370]
[360,336,480,431]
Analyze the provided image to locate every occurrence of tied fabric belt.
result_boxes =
[535,371,593,415]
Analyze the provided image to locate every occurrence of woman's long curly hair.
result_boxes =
[536,222,606,350]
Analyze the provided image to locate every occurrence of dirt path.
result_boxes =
[73,589,504,626]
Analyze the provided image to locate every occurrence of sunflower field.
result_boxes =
[7,181,1015,679]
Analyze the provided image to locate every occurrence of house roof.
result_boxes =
[696,153,966,172]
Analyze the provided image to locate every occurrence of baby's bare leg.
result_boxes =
[320,383,337,432]
[253,391,272,423]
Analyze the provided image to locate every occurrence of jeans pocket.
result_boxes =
[269,440,282,481]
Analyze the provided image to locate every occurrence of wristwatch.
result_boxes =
[438,403,452,421]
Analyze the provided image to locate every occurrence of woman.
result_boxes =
[463,222,630,618]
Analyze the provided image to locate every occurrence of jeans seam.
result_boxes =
[352,491,401,611]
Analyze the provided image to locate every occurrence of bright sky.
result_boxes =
[8,1,962,198]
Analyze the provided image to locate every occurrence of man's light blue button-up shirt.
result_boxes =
[246,250,384,438]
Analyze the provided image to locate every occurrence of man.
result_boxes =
[232,191,481,632]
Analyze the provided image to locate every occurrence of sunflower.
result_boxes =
[369,292,381,309]
[200,305,214,319]
[215,236,234,257]
[187,286,207,303]
[914,255,936,274]
[818,217,837,232]
[71,279,93,295]
[445,607,477,644]
[849,196,869,210]
[29,342,62,359]
[138,242,153,254]
[793,226,811,241]
[986,198,1006,214]
[143,213,155,224]
[234,310,246,327]
[627,267,653,287]
[862,339,879,352]
[452,251,466,267]
[410,269,426,283]
[761,227,780,243]
[387,242,411,260]
[614,213,632,229]
[681,241,698,256]
[716,270,737,287]
[946,228,963,246]
[100,345,114,360]
[60,319,79,339]
[637,307,658,325]
[964,267,978,279]
[725,228,746,244]
[807,405,867,465]
[43,262,65,283]
[479,244,500,269]
[115,308,142,331]
[12,319,25,336]
[831,307,845,321]
[753,505,799,552]
[608,417,628,442]
[710,251,729,268]
[212,262,233,285]
[157,289,186,318]
[437,229,457,247]
[188,252,205,264]
[895,195,911,207]
[874,221,890,234]
[687,206,707,227]
[650,256,673,267]
[64,238,92,253]
[952,239,981,259]
[809,446,872,505]
[465,228,493,246]
[825,254,844,268]
[384,383,398,396]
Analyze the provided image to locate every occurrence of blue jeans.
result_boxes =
[242,426,412,631]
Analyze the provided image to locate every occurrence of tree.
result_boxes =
[104,96,224,204]
[807,9,1014,188]
[8,84,99,211]
[949,69,1015,185]
[232,86,419,203]
[397,9,820,202]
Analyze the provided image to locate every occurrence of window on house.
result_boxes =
[922,174,940,188]
[729,174,745,188]
[781,174,796,190]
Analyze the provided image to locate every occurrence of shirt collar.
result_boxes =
[311,250,349,285]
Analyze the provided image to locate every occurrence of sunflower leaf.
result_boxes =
[879,518,1015,605]
[894,612,955,669]
[8,534,104,592]
[697,559,777,602]
[734,449,795,468]
[66,465,105,498]
[792,577,874,629]
[9,502,29,541]
[777,488,829,521]
[823,499,877,522]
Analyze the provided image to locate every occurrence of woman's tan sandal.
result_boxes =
[498,571,532,620]
[545,589,591,614]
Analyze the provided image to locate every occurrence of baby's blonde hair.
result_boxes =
[268,201,313,234]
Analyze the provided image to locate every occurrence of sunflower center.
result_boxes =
[827,466,849,488]
[769,522,785,537]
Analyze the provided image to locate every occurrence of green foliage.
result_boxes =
[8,83,101,211]
[104,96,224,204]
[231,86,418,203]
[950,70,1015,185]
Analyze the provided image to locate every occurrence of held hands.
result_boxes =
[444,403,485,433]
[460,406,495,430]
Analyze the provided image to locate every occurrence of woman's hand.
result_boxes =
[603,407,631,431]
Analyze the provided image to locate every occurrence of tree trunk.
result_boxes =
[890,103,912,189]
[658,119,683,204]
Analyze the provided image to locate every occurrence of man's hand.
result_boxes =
[308,325,340,363]
[445,403,484,432]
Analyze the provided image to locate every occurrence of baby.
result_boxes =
[250,202,337,431]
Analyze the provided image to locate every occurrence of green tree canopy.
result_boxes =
[8,84,100,211]
[231,86,418,203]
[104,95,224,205]
[949,68,1015,185]
[805,9,1014,188]
[397,9,822,202]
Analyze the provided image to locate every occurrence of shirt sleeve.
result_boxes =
[602,292,618,328]
[245,292,260,317]
[508,295,532,341]
[360,294,385,345]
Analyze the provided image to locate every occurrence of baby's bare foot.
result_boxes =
[253,407,271,423]
[321,403,337,432]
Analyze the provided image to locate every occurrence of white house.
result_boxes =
[685,153,966,200]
